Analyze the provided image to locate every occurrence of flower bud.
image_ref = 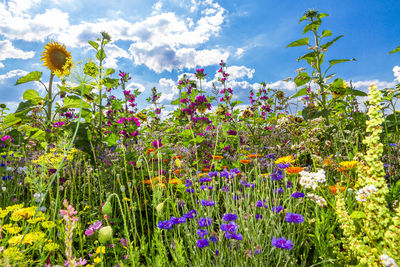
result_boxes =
[175,158,182,168]
[102,201,112,216]
[98,226,113,244]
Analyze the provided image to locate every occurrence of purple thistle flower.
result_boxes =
[285,213,304,224]
[271,237,293,250]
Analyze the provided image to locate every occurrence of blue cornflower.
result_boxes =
[389,143,396,147]
[266,154,276,159]
[271,237,293,250]
[183,209,197,219]
[186,188,195,193]
[273,187,284,194]
[220,221,239,233]
[185,180,193,187]
[286,181,293,188]
[277,163,290,169]
[254,245,262,255]
[169,217,187,225]
[291,192,305,198]
[200,199,216,206]
[200,185,207,190]
[272,206,284,213]
[225,232,242,240]
[221,185,229,192]
[255,214,262,220]
[199,177,212,183]
[222,213,238,222]
[256,200,267,208]
[197,229,209,238]
[196,239,209,249]
[198,217,213,228]
[210,233,219,242]
[270,170,283,181]
[157,220,173,230]
[285,213,304,224]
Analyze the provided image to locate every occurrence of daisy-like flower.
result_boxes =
[275,155,295,165]
[271,237,293,250]
[286,166,303,175]
[41,41,73,77]
[339,161,358,170]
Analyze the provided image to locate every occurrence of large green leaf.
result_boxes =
[320,35,344,50]
[88,40,99,50]
[102,78,119,89]
[4,113,22,127]
[105,133,119,146]
[321,30,332,37]
[303,20,321,34]
[329,58,356,67]
[294,72,310,87]
[96,48,106,61]
[286,37,310,48]
[290,87,308,99]
[345,89,367,96]
[63,96,91,109]
[15,71,42,85]
[15,100,34,114]
[389,45,400,54]
[23,89,40,100]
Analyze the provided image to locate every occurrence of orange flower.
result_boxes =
[322,155,333,166]
[212,155,223,160]
[163,159,169,162]
[286,166,303,175]
[222,166,228,169]
[198,173,208,178]
[152,176,164,183]
[337,167,348,173]
[328,185,338,194]
[146,148,155,154]
[172,155,182,160]
[246,153,262,159]
[173,169,181,174]
[339,161,358,170]
[240,159,251,164]
[140,179,152,185]
[169,178,181,185]
[203,168,210,172]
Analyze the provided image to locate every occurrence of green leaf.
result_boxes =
[88,40,99,50]
[329,58,356,67]
[105,68,115,76]
[320,35,344,50]
[170,98,180,105]
[389,45,400,54]
[15,100,34,114]
[345,89,367,96]
[63,96,91,109]
[299,15,308,23]
[231,100,243,107]
[15,71,42,85]
[286,37,310,48]
[321,30,332,38]
[297,51,316,64]
[294,72,310,87]
[303,20,321,34]
[96,48,106,62]
[105,133,119,146]
[318,13,329,19]
[23,89,40,101]
[30,129,45,141]
[290,87,308,98]
[102,78,119,89]
[4,113,22,127]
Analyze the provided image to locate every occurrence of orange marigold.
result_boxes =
[212,155,223,160]
[286,166,303,175]
[246,153,262,159]
[146,148,155,154]
[240,159,251,164]
[173,169,181,175]
[169,178,181,185]
[203,168,210,172]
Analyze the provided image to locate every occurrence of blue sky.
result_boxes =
[0,0,399,114]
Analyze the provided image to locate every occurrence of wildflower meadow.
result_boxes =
[1,8,400,267]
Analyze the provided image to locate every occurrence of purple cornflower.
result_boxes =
[183,209,197,219]
[272,206,284,213]
[287,181,293,188]
[169,217,187,225]
[225,232,243,240]
[197,229,209,238]
[220,221,239,233]
[221,185,229,192]
[271,237,293,250]
[270,170,283,181]
[256,200,268,208]
[255,214,262,220]
[186,188,195,193]
[273,187,284,194]
[198,217,213,228]
[291,192,305,198]
[222,213,238,222]
[285,213,304,224]
[199,177,212,183]
[157,220,173,230]
[196,238,209,249]
[277,163,290,169]
[200,199,215,207]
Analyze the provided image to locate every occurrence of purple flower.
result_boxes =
[222,213,238,222]
[273,187,284,194]
[200,199,215,207]
[285,213,304,224]
[120,238,127,247]
[225,232,243,240]
[287,181,293,188]
[255,214,262,220]
[183,209,197,219]
[170,217,187,225]
[221,185,229,192]
[157,220,173,230]
[272,206,284,213]
[152,139,162,149]
[270,170,283,181]
[186,188,195,193]
[215,250,219,256]
[220,221,239,233]
[197,229,209,238]
[199,177,212,183]
[291,192,305,198]
[256,200,268,208]
[85,228,94,237]
[196,238,209,249]
[271,237,293,250]
[198,217,213,228]
[254,245,262,255]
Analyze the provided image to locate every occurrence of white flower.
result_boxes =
[307,193,327,207]
[355,185,377,202]
[299,169,326,190]
[380,254,398,267]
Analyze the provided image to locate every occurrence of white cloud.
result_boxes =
[0,69,29,81]
[225,65,255,80]
[102,44,131,69]
[0,40,35,61]
[7,0,41,16]
[393,65,400,82]
[351,80,396,90]
[0,62,4,68]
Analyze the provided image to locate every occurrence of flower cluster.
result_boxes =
[299,169,326,190]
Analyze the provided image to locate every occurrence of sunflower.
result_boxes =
[41,41,73,77]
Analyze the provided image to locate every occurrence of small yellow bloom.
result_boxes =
[339,161,358,170]
[96,246,106,254]
[94,257,101,264]
[275,155,295,165]
[42,221,56,228]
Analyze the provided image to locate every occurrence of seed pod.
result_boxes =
[98,226,113,244]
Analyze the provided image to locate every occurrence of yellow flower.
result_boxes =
[96,246,106,254]
[42,221,56,228]
[44,242,60,252]
[339,161,358,170]
[6,204,24,213]
[8,235,23,246]
[94,257,101,264]
[275,155,295,165]
[3,247,24,261]
[41,41,73,77]
[11,206,37,221]
[4,226,22,234]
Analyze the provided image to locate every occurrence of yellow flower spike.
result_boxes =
[41,40,73,78]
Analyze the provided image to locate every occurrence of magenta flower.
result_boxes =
[152,139,162,149]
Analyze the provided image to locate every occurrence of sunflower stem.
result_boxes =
[46,73,55,143]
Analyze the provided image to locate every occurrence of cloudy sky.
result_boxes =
[0,0,399,114]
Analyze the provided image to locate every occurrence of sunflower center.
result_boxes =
[50,50,67,69]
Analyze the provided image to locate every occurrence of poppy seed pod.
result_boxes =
[98,226,113,244]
